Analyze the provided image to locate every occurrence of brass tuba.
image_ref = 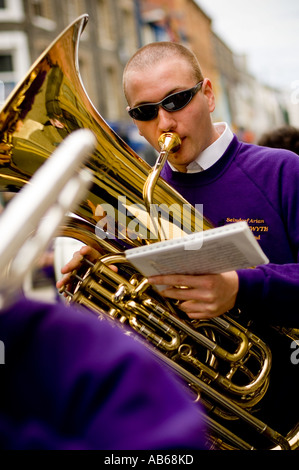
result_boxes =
[0,15,298,450]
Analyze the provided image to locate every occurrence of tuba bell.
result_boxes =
[0,129,95,309]
[0,15,298,450]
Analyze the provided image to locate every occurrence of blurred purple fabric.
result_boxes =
[0,296,206,450]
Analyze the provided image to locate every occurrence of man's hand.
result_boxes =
[56,245,101,291]
[147,271,239,319]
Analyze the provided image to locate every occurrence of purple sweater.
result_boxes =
[161,135,299,326]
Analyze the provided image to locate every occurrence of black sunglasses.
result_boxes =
[127,81,203,121]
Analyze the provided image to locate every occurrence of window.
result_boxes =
[0,32,30,103]
[64,0,86,24]
[30,0,56,30]
[97,0,115,46]
[0,54,13,72]
[105,65,121,121]
[31,0,52,19]
[120,3,139,59]
[63,0,88,39]
[0,0,24,21]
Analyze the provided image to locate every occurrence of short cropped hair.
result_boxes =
[123,41,204,100]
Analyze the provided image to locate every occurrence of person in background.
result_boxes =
[258,125,299,155]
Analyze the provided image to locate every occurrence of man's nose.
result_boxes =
[157,107,177,132]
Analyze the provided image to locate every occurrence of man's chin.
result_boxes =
[168,157,190,173]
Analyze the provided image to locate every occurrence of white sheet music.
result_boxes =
[125,221,269,278]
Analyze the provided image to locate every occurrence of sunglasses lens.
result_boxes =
[128,82,202,121]
[129,104,158,121]
[163,90,192,111]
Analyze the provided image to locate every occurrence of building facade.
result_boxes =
[137,0,291,141]
[0,0,139,126]
[0,0,296,149]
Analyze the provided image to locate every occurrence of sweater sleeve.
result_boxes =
[236,148,299,327]
[237,263,299,326]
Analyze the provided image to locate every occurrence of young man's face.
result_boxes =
[125,58,218,172]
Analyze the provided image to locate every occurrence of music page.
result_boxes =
[125,221,269,278]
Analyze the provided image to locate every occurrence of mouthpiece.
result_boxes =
[158,132,181,154]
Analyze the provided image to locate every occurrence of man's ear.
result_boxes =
[202,78,216,113]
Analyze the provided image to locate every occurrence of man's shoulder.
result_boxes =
[236,138,299,169]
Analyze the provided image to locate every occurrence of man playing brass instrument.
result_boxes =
[58,41,299,327]
[57,42,299,445]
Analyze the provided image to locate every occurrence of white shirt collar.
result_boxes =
[168,122,234,173]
